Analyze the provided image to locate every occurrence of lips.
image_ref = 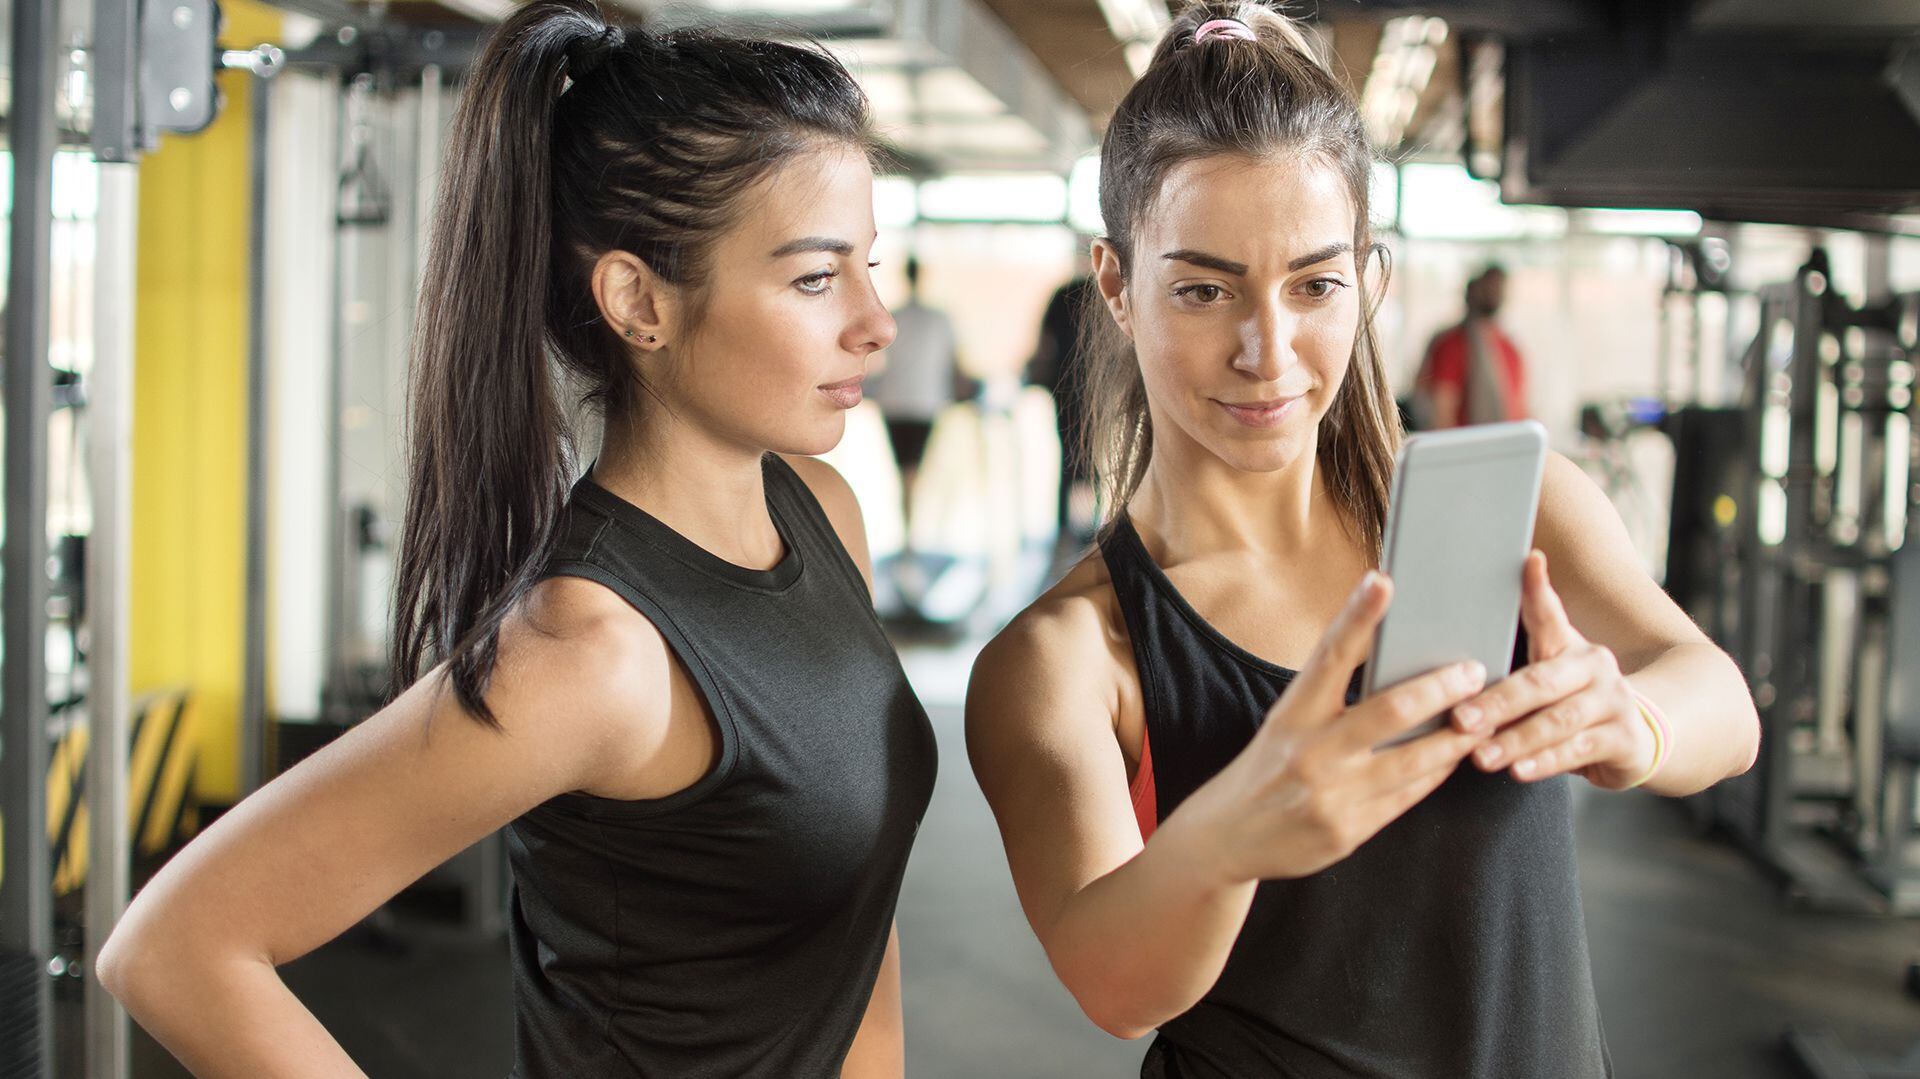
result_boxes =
[1214,395,1303,429]
[819,376,864,409]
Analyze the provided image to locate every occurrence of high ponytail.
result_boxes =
[1082,1,1399,557]
[391,0,874,725]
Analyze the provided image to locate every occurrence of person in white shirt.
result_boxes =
[870,257,961,482]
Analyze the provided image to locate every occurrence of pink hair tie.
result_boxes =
[1193,17,1256,43]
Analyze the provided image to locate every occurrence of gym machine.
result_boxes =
[1,0,281,1075]
[1660,242,1920,1074]
[1670,247,1920,915]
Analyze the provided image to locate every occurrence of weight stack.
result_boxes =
[0,949,47,1077]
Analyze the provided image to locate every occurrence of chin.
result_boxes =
[1205,429,1311,476]
[782,414,848,459]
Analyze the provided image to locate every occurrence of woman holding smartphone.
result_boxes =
[965,5,1759,1076]
[98,3,935,1075]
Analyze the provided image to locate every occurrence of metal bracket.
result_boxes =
[93,0,283,163]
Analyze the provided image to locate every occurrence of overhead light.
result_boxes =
[1068,154,1103,235]
[1361,16,1448,149]
[698,0,868,13]
[1577,208,1704,237]
[1396,162,1566,240]
[1369,161,1397,232]
[1094,0,1171,76]
[434,0,516,21]
[874,176,917,228]
[916,173,1067,223]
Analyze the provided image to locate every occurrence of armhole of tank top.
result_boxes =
[764,455,874,604]
[1100,534,1165,832]
[535,561,744,821]
[1130,725,1157,842]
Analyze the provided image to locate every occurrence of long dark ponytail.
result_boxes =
[392,0,874,726]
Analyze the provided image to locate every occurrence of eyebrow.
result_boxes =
[769,236,853,258]
[1162,249,1247,275]
[1160,241,1354,275]
[1286,242,1353,271]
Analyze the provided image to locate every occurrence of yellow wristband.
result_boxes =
[1622,691,1670,790]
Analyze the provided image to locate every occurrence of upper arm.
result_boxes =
[105,582,663,977]
[781,454,874,592]
[1534,451,1708,670]
[965,601,1141,943]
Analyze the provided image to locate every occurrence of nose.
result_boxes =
[847,274,897,357]
[1231,292,1298,382]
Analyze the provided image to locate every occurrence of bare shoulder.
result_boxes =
[1534,449,1664,579]
[1534,450,1620,551]
[778,453,861,525]
[472,575,674,781]
[968,550,1129,753]
[776,453,872,585]
[509,574,669,687]
[978,553,1119,681]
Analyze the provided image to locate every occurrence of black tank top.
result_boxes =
[1103,514,1610,1079]
[504,455,937,1078]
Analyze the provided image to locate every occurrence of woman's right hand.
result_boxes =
[1170,571,1493,885]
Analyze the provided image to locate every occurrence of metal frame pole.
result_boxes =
[85,0,144,1072]
[85,162,139,1079]
[243,76,274,794]
[1,0,61,1069]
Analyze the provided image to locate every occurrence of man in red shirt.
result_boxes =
[1414,264,1529,428]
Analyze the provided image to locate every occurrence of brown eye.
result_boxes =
[1177,284,1226,304]
[796,270,838,295]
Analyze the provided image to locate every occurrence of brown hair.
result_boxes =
[1082,0,1399,556]
[391,0,875,725]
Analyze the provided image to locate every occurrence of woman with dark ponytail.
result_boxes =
[967,4,1757,1077]
[99,3,936,1075]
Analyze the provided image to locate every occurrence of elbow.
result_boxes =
[1077,995,1157,1042]
[1733,708,1762,779]
[96,905,186,1013]
[1095,1017,1158,1043]
[94,920,146,1006]
[1042,915,1208,1042]
[1065,976,1179,1042]
[1727,656,1763,780]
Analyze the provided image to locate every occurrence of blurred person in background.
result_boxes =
[870,255,963,490]
[96,4,936,1077]
[1028,274,1099,543]
[966,6,1758,1078]
[1411,263,1530,428]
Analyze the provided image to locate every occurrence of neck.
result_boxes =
[591,398,783,568]
[1127,419,1331,564]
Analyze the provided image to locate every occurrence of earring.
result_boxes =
[624,329,634,337]
[644,335,657,343]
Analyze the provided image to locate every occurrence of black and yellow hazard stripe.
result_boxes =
[14,688,201,896]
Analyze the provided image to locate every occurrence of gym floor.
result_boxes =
[126,639,1920,1078]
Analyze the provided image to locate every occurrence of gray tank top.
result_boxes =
[505,455,937,1077]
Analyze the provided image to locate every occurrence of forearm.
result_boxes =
[1627,641,1759,796]
[1041,806,1257,1039]
[106,946,362,1078]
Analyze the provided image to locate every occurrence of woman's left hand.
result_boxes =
[1446,550,1658,790]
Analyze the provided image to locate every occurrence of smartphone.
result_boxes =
[1362,420,1549,745]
